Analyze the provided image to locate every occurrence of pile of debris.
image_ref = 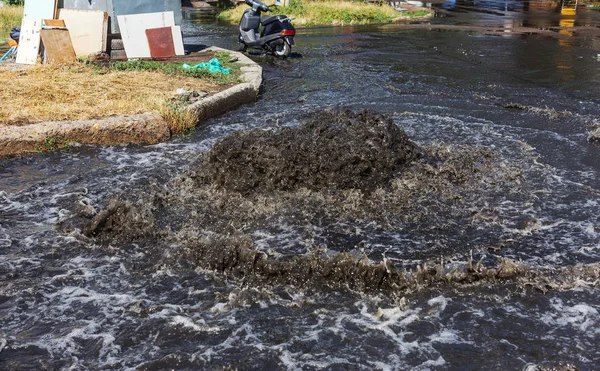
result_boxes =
[199,109,422,193]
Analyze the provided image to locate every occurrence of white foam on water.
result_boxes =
[428,329,461,344]
[542,298,600,334]
[0,223,11,248]
[414,355,446,370]
[210,302,230,314]
[30,320,121,363]
[279,350,303,371]
[170,315,221,333]
[252,224,308,253]
[43,286,138,312]
[427,295,451,314]
[276,297,464,367]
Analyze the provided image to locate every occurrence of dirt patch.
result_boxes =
[199,109,421,193]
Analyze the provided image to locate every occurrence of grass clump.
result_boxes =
[218,0,430,26]
[160,99,200,135]
[0,4,22,46]
[109,53,241,85]
[35,136,72,153]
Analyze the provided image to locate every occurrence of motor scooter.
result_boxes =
[238,0,295,58]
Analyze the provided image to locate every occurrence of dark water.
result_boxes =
[1,1,600,369]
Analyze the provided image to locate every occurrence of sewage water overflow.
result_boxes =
[1,1,600,369]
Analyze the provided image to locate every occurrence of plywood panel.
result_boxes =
[146,27,176,58]
[42,19,65,28]
[40,29,77,64]
[16,19,42,65]
[23,0,57,20]
[57,8,108,57]
[171,26,185,56]
[117,11,175,59]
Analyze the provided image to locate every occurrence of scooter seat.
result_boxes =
[261,15,281,25]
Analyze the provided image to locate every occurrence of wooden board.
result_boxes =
[57,9,108,57]
[40,29,76,64]
[16,19,42,65]
[23,0,57,20]
[42,19,65,28]
[146,27,176,58]
[171,26,185,56]
[117,11,175,59]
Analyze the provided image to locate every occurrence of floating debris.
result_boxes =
[587,120,600,143]
[504,103,573,120]
[74,109,590,296]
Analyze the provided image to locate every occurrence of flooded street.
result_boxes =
[1,0,600,369]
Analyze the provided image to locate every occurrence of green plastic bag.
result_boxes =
[182,58,231,74]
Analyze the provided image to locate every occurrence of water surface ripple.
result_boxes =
[1,3,600,369]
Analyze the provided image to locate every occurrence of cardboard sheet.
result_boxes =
[40,29,76,64]
[117,11,176,59]
[57,9,108,57]
[16,19,43,65]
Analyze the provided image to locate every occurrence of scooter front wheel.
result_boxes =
[272,40,291,58]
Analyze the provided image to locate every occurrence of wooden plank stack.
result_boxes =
[16,0,107,65]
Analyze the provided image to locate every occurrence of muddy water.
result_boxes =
[2,2,600,369]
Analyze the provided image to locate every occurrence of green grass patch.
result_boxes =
[106,52,241,85]
[218,0,431,26]
[35,136,72,153]
[0,5,22,43]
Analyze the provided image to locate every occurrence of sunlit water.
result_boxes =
[1,1,600,369]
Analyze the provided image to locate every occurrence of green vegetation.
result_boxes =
[142,51,243,134]
[218,0,431,26]
[35,136,72,153]
[0,4,22,46]
[107,52,241,85]
[160,98,201,135]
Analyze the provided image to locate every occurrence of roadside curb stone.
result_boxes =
[0,47,262,156]
[186,46,262,121]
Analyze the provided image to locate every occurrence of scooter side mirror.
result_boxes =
[273,1,282,6]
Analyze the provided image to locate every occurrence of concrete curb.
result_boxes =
[186,46,262,121]
[0,47,262,157]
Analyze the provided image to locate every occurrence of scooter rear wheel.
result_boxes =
[272,41,291,58]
